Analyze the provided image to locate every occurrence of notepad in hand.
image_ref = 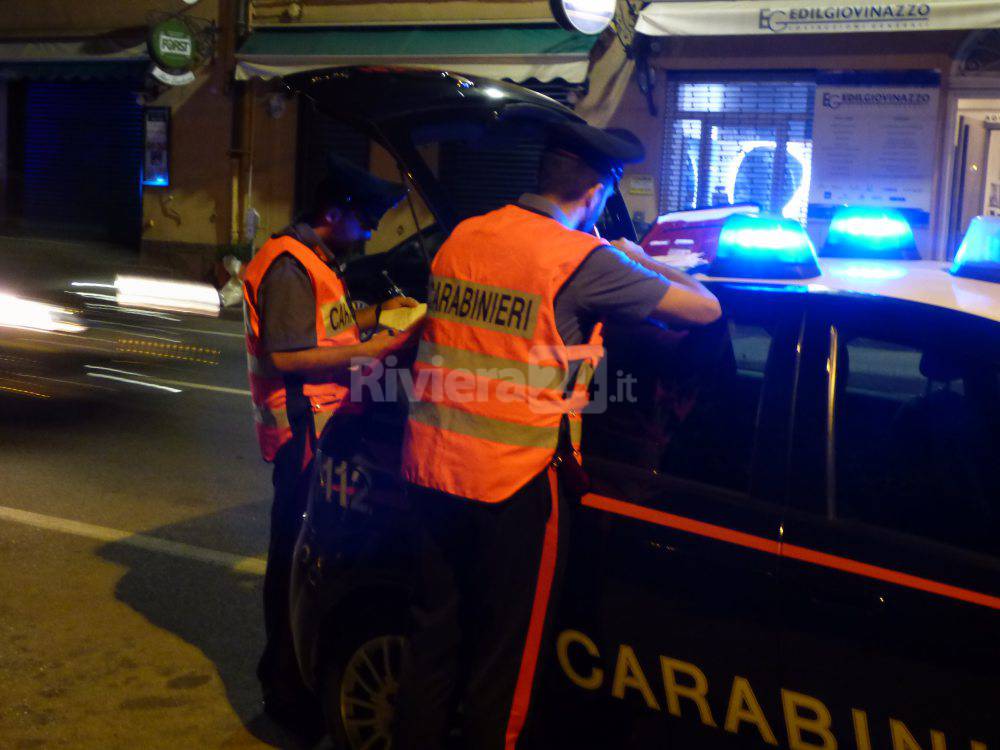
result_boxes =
[379,303,427,331]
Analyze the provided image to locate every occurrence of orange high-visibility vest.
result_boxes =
[401,204,606,502]
[243,234,362,462]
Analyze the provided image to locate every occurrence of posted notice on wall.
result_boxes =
[808,71,940,225]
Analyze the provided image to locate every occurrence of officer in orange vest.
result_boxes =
[393,122,721,750]
[243,155,417,731]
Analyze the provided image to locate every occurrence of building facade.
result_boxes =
[7,1,996,272]
[235,0,601,246]
[598,1,1000,260]
[0,0,242,278]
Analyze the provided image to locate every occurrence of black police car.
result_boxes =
[285,68,1000,750]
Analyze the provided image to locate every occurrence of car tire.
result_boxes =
[321,604,408,750]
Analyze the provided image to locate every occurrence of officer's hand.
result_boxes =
[374,324,422,358]
[610,238,649,263]
[383,295,419,310]
[367,329,398,346]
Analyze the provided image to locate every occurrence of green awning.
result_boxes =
[0,40,148,82]
[236,26,598,83]
[0,60,149,82]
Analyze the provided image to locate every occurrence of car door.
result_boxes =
[533,287,803,749]
[780,295,1000,750]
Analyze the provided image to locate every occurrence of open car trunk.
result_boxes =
[283,67,636,304]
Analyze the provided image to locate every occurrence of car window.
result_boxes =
[584,309,783,497]
[833,331,1000,557]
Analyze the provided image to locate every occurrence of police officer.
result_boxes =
[393,122,722,749]
[243,155,417,730]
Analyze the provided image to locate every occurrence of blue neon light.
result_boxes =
[143,175,169,187]
[822,207,917,259]
[709,215,821,279]
[950,216,1000,283]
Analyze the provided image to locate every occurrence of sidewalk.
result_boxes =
[0,234,151,273]
[0,233,234,287]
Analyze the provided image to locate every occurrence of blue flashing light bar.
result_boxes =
[822,206,918,260]
[143,175,169,187]
[950,216,1000,283]
[709,215,821,279]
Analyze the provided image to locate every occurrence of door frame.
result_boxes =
[934,76,1000,260]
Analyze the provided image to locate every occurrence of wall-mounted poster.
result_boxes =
[808,71,940,226]
[143,107,170,187]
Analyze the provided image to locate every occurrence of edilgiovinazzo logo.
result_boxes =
[822,91,933,109]
[759,4,932,33]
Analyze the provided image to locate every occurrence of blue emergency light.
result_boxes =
[709,215,821,279]
[950,216,1000,283]
[822,207,918,260]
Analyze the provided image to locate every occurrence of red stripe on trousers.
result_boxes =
[504,466,561,749]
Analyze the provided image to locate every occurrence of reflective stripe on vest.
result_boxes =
[243,235,362,462]
[401,204,605,502]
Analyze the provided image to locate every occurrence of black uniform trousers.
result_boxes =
[394,465,570,750]
[257,423,314,704]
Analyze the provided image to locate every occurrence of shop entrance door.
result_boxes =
[942,93,1000,257]
[7,81,143,246]
[981,125,1000,218]
[947,114,989,255]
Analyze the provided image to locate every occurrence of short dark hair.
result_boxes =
[537,149,610,202]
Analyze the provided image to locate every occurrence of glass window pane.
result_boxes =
[662,78,815,224]
[677,81,815,114]
[835,336,999,557]
[585,318,774,494]
[663,119,702,211]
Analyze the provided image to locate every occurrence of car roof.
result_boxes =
[703,258,1000,324]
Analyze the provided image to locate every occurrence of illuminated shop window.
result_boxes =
[661,77,816,224]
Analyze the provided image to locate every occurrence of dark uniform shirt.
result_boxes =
[258,224,332,354]
[256,224,346,434]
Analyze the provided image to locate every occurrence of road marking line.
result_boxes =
[85,365,151,377]
[83,366,250,397]
[0,505,267,576]
[87,373,183,393]
[150,377,251,396]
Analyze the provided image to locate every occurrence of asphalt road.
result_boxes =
[0,246,939,750]
[0,310,321,749]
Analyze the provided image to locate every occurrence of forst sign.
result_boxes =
[158,29,193,64]
[150,18,195,71]
[147,15,208,86]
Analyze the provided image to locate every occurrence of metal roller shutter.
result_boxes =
[661,75,816,224]
[293,79,577,222]
[22,82,143,245]
[437,79,577,222]
[295,99,370,216]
